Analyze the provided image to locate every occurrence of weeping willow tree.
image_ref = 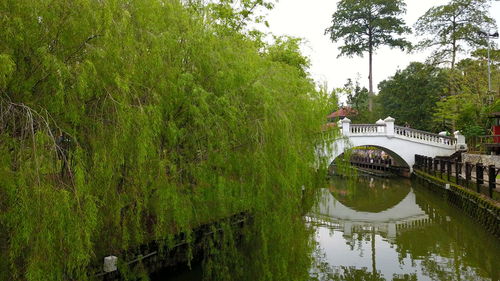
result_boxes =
[0,0,334,280]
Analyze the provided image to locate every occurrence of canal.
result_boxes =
[154,176,500,281]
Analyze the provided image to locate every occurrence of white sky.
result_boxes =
[258,0,500,99]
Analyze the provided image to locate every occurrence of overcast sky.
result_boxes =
[258,0,500,100]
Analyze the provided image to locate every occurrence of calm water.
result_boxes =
[156,177,500,281]
[309,177,500,281]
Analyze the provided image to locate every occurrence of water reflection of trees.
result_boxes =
[329,177,410,212]
[393,184,500,281]
[313,177,500,281]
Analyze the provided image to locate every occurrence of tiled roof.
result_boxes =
[326,107,358,118]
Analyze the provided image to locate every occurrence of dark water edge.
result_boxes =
[151,263,203,281]
[152,176,500,281]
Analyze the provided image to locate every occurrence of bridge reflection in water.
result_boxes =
[307,177,500,281]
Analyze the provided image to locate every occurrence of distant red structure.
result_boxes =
[490,112,500,143]
[326,106,358,122]
[491,112,500,144]
[485,112,500,155]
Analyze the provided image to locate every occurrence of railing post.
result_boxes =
[376,119,386,133]
[455,161,461,185]
[476,163,484,193]
[465,162,471,188]
[447,160,452,181]
[384,116,395,138]
[428,157,433,173]
[433,159,438,176]
[488,165,496,198]
[454,130,467,151]
[341,118,351,136]
[439,159,445,179]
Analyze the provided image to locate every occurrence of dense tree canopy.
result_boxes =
[433,53,500,135]
[377,62,448,131]
[0,0,331,280]
[325,0,411,110]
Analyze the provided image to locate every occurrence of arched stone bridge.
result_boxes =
[323,117,467,173]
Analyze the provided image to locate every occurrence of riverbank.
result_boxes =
[413,169,500,237]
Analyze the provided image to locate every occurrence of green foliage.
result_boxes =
[0,54,14,90]
[0,0,332,280]
[325,0,411,96]
[325,0,411,58]
[377,62,448,131]
[344,79,368,111]
[432,54,500,133]
[204,0,276,31]
[266,36,311,78]
[342,78,373,123]
[414,0,497,68]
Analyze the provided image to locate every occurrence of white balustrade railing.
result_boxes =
[349,124,385,134]
[339,117,461,148]
[394,126,457,146]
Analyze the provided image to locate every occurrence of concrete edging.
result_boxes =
[413,169,500,238]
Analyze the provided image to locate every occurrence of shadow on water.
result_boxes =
[309,176,500,281]
[151,263,202,281]
[151,188,319,281]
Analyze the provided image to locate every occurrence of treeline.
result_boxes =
[0,0,331,280]
[341,55,500,134]
[328,0,499,135]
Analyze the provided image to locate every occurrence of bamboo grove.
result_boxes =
[0,0,333,280]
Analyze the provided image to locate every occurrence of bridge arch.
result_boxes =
[334,145,411,170]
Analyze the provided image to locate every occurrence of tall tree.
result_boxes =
[325,0,411,111]
[414,0,496,69]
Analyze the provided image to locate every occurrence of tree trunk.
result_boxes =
[451,39,456,69]
[451,17,457,70]
[368,31,373,112]
[450,22,457,131]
